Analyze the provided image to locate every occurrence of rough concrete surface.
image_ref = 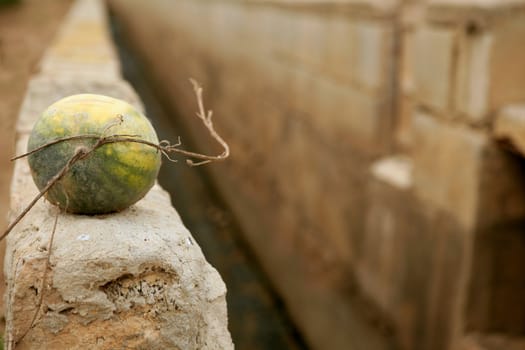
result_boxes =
[39,0,120,80]
[460,333,525,350]
[494,104,525,155]
[7,147,232,349]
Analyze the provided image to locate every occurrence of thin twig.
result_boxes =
[10,133,141,161]
[15,206,60,345]
[188,78,230,166]
[11,134,99,161]
[1,148,87,242]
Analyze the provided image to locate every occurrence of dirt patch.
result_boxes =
[0,0,72,230]
[0,0,72,324]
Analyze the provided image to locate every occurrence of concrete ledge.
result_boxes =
[39,0,120,80]
[4,0,233,348]
[460,333,525,350]
[243,0,400,17]
[494,104,525,156]
[427,0,525,24]
[370,155,413,190]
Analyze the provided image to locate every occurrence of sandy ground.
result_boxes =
[0,0,72,230]
[0,0,71,322]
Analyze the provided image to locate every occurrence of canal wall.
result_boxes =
[109,1,525,349]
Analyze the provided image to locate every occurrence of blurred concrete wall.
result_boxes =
[108,1,525,349]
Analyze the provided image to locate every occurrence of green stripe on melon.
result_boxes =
[27,94,162,215]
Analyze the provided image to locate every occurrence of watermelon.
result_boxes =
[27,94,162,215]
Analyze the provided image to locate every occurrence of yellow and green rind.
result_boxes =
[27,94,161,214]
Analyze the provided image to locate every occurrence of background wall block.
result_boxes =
[494,104,525,155]
[412,26,457,113]
[412,111,525,231]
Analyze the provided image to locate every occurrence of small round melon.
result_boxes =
[27,94,162,214]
